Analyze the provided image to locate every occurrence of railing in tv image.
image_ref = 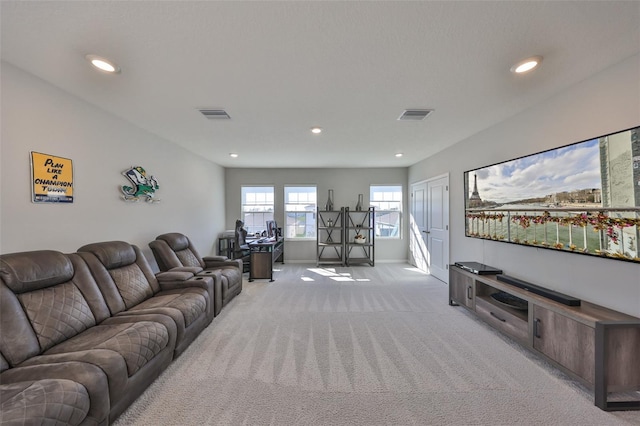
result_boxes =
[464,125,640,264]
[466,208,640,261]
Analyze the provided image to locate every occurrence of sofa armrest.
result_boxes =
[21,349,128,407]
[167,265,203,274]
[0,361,110,426]
[157,274,218,320]
[156,270,195,282]
[158,274,214,292]
[203,255,228,262]
[162,274,216,291]
[203,257,242,270]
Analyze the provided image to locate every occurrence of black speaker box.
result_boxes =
[496,275,581,307]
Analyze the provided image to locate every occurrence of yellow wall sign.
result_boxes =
[30,151,74,203]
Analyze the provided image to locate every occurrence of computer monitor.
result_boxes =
[266,220,278,240]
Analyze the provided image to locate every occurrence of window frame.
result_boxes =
[370,184,403,239]
[241,185,274,235]
[284,185,317,240]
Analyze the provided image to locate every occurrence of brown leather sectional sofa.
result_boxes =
[0,238,243,425]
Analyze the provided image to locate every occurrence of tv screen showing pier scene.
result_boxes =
[464,126,640,263]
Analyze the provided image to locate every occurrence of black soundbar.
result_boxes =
[496,275,581,306]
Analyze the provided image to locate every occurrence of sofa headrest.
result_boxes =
[156,233,190,251]
[0,250,74,293]
[77,241,137,269]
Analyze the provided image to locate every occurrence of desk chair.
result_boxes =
[234,220,251,273]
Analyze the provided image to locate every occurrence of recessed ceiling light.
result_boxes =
[229,153,238,158]
[311,127,322,134]
[511,55,543,74]
[395,153,403,158]
[85,55,121,74]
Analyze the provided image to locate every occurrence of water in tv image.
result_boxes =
[465,126,640,263]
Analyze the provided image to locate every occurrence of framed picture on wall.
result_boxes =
[30,151,74,203]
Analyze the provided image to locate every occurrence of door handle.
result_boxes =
[422,230,430,234]
[490,312,506,322]
[534,318,541,338]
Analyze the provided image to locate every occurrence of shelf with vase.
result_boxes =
[345,207,375,266]
[316,207,345,265]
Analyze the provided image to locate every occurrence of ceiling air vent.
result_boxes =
[198,109,231,120]
[398,109,433,121]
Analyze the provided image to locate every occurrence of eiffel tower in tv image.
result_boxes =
[468,173,483,208]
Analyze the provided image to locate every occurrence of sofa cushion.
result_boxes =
[159,233,190,251]
[175,248,202,268]
[18,281,96,352]
[45,321,169,377]
[0,379,90,426]
[79,241,137,270]
[128,291,207,328]
[0,250,74,293]
[153,233,206,270]
[108,263,154,309]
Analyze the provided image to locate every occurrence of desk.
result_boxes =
[248,239,284,282]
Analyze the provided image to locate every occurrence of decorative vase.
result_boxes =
[355,193,363,211]
[325,189,334,211]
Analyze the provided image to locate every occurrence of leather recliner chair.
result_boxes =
[149,233,243,314]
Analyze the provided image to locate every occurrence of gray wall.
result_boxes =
[3,52,637,316]
[1,62,226,269]
[409,54,640,317]
[225,167,408,262]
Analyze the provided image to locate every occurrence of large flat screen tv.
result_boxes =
[464,126,640,263]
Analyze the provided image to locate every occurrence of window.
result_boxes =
[241,186,274,235]
[370,185,402,238]
[284,186,317,239]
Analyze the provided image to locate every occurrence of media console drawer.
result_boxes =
[475,296,528,343]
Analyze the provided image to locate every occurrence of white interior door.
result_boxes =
[427,175,449,283]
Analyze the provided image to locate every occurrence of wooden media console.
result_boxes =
[449,264,640,411]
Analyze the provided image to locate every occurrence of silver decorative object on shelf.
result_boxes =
[325,189,334,211]
[355,193,363,211]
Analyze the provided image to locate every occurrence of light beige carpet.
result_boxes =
[114,264,640,425]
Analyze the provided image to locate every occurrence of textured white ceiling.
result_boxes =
[2,1,639,168]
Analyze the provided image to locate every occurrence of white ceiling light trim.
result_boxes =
[511,55,543,74]
[85,54,121,74]
[311,127,322,134]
